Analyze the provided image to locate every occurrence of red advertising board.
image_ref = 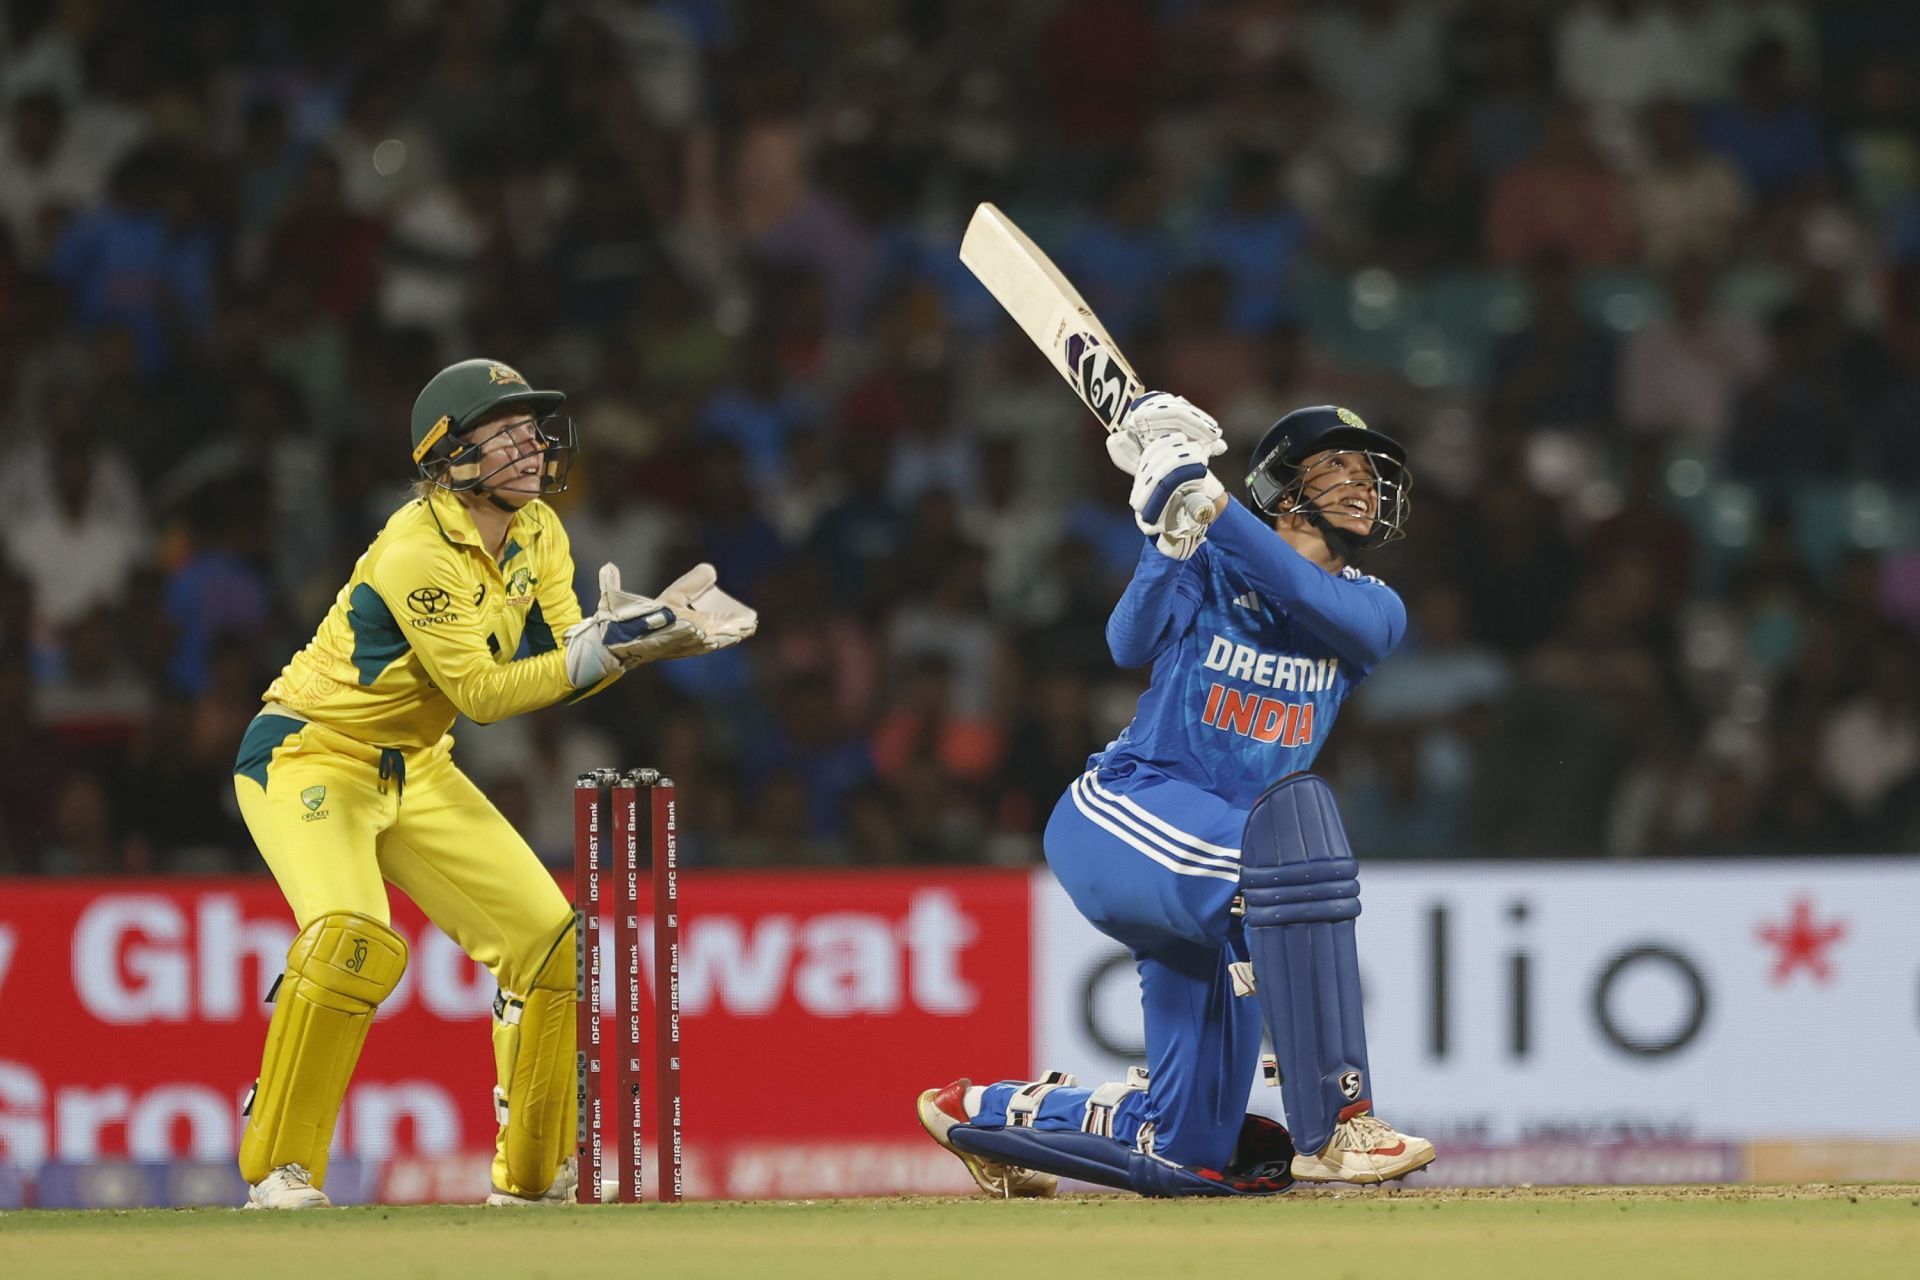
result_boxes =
[0,869,1030,1200]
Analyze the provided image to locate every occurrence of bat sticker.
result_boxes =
[1067,333,1130,427]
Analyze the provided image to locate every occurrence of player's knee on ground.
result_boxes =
[239,912,409,1186]
[492,913,578,1196]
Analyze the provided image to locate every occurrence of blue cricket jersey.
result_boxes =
[1091,499,1407,809]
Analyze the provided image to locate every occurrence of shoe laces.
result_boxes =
[1339,1113,1401,1151]
[990,1165,1041,1198]
[978,1160,1049,1199]
[278,1163,316,1187]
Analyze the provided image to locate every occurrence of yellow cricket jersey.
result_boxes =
[260,488,611,750]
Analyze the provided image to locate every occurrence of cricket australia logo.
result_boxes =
[1339,1069,1363,1101]
[1066,332,1130,427]
[487,363,528,386]
[505,566,537,605]
[300,786,330,822]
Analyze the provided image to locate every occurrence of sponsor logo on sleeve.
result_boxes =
[407,586,458,627]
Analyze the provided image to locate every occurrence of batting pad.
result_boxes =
[948,1117,1292,1198]
[239,911,408,1186]
[492,916,578,1197]
[1239,772,1371,1157]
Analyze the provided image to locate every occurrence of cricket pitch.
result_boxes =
[4,1184,1917,1280]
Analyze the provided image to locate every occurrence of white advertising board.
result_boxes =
[1032,860,1920,1141]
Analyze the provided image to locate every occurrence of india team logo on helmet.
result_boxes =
[1335,407,1368,431]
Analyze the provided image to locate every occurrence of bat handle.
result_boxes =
[1183,490,1218,527]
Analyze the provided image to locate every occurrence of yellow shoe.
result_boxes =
[916,1078,1058,1199]
[1289,1108,1435,1185]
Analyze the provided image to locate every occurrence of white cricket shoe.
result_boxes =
[917,1078,1058,1199]
[246,1163,331,1209]
[486,1156,579,1206]
[1290,1107,1435,1184]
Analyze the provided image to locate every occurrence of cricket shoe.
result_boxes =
[486,1156,579,1206]
[245,1163,331,1209]
[917,1078,1058,1199]
[1290,1106,1435,1185]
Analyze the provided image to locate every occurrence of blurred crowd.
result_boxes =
[3,0,1919,875]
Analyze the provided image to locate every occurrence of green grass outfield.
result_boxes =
[4,1186,1918,1280]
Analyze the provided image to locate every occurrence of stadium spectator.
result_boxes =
[1630,99,1749,267]
[1490,248,1619,430]
[1556,0,1699,118]
[1486,101,1638,268]
[1619,256,1767,441]
[1696,36,1826,204]
[0,90,97,265]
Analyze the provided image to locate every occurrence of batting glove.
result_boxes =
[1106,391,1226,475]
[1130,434,1224,559]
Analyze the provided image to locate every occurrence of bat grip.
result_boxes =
[1183,490,1218,527]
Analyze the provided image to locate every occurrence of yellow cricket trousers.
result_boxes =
[233,710,570,990]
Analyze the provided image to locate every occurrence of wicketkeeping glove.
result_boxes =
[654,562,758,651]
[561,562,757,687]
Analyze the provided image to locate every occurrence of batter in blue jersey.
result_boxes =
[919,395,1436,1197]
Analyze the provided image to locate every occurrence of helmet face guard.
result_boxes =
[420,411,577,497]
[1246,423,1411,551]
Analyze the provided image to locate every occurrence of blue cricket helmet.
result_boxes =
[1246,405,1411,548]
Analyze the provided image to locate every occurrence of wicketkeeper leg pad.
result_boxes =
[1239,772,1371,1157]
[239,911,408,1186]
[490,915,578,1198]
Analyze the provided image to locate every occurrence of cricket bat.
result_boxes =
[959,202,1216,527]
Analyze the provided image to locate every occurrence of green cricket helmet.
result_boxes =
[408,358,576,497]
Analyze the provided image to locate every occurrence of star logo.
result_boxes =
[1756,896,1847,984]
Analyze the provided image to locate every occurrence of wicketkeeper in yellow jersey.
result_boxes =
[231,358,756,1209]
